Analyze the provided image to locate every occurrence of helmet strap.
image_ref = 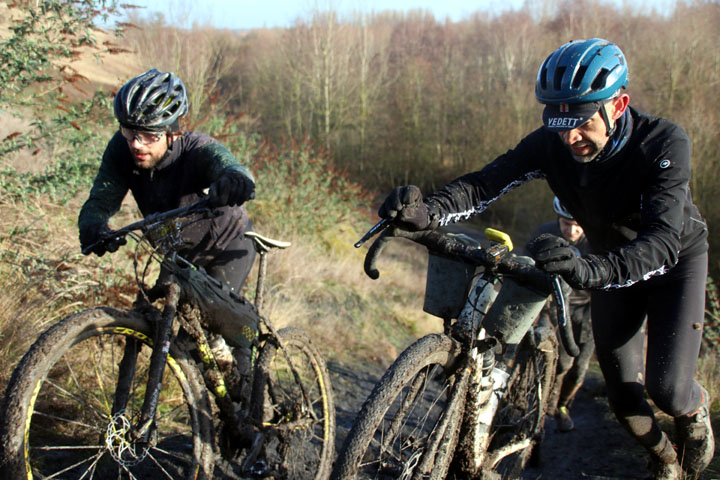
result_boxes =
[599,101,616,137]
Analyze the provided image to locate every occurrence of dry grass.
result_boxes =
[247,219,441,368]
[0,195,141,389]
[0,195,440,395]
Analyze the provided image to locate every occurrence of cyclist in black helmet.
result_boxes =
[526,198,593,433]
[78,68,257,394]
[377,39,712,479]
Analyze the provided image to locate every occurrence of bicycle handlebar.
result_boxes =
[360,221,580,356]
[364,225,551,292]
[81,198,218,256]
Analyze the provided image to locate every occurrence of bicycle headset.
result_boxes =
[114,68,188,132]
[535,38,629,136]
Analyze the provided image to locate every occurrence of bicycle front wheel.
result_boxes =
[0,307,215,480]
[488,325,558,477]
[331,333,465,480]
[249,326,335,480]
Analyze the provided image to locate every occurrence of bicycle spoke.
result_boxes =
[31,409,104,433]
[63,354,110,423]
[78,450,104,480]
[143,450,176,479]
[33,444,104,451]
[43,377,109,424]
[87,338,115,414]
[37,449,103,479]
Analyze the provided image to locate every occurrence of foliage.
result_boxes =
[705,276,720,353]
[0,0,119,104]
[0,0,123,172]
[123,0,720,278]
[249,138,370,239]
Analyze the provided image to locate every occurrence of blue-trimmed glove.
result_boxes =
[79,223,127,257]
[378,185,435,231]
[209,170,255,207]
[527,233,612,289]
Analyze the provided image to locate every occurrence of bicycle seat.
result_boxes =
[245,231,292,253]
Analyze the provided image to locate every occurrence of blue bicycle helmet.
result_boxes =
[535,38,628,105]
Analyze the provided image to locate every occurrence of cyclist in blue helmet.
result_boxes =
[377,39,712,479]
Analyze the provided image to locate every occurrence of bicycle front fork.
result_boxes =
[111,280,182,445]
[459,331,511,473]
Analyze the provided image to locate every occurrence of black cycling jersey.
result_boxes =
[424,107,708,290]
[78,131,254,259]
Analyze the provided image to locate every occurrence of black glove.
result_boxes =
[79,223,127,257]
[527,233,611,289]
[209,170,255,207]
[378,185,434,231]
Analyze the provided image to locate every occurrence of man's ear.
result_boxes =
[612,93,630,120]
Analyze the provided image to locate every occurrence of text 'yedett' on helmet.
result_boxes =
[114,69,188,131]
[535,38,628,105]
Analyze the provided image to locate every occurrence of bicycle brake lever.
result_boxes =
[354,218,391,248]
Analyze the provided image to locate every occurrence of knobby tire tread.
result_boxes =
[251,326,336,480]
[331,333,463,480]
[0,307,215,480]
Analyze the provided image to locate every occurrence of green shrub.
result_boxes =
[248,139,369,239]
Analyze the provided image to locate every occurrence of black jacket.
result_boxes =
[78,131,254,259]
[425,107,708,289]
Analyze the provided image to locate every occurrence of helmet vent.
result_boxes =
[554,66,566,90]
[591,68,611,91]
[572,66,587,89]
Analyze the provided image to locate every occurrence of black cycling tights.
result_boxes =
[591,252,707,452]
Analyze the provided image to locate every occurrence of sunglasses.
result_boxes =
[120,127,165,145]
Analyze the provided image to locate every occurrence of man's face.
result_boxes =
[559,217,584,243]
[557,94,629,163]
[120,127,169,169]
[558,112,609,163]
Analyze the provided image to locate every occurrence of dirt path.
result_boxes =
[327,361,653,480]
[521,372,648,480]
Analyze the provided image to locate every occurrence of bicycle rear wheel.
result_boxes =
[331,333,465,480]
[0,307,215,480]
[249,326,335,480]
[487,326,558,477]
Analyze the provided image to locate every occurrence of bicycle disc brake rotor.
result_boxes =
[105,410,150,467]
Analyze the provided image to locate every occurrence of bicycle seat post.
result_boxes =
[255,251,268,313]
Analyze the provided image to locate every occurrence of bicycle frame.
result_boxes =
[96,202,264,452]
[360,223,568,477]
[102,205,322,472]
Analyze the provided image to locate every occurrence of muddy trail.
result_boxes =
[327,361,652,480]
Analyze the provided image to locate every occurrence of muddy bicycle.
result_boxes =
[331,222,579,479]
[0,199,335,480]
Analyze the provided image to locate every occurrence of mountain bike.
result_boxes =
[0,199,335,480]
[332,221,578,479]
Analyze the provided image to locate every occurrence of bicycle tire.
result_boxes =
[487,326,558,477]
[331,333,465,480]
[0,307,215,480]
[249,326,335,480]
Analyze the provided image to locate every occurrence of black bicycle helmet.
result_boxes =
[114,68,188,131]
[553,197,574,220]
[535,38,628,105]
